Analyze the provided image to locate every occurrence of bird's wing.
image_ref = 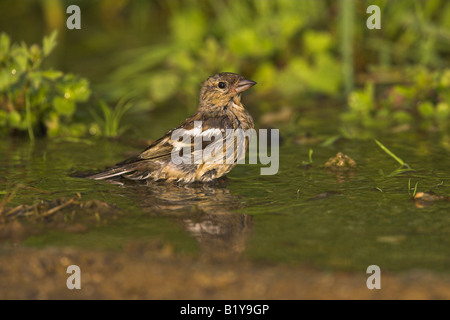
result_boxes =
[87,112,236,181]
[137,112,235,162]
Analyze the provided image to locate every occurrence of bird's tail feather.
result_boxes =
[86,164,136,180]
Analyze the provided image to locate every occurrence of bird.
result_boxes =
[86,72,256,183]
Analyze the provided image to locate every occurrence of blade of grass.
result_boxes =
[320,135,341,147]
[386,168,414,177]
[375,139,411,169]
[25,92,34,142]
[92,98,134,138]
[302,148,314,166]
[412,181,419,197]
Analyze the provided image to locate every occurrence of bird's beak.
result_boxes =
[235,78,257,93]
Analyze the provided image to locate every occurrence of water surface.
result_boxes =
[1,123,448,273]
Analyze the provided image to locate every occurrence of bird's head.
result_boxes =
[199,72,256,109]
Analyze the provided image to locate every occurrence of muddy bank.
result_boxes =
[0,245,449,300]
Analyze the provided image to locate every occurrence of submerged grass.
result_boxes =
[302,148,314,166]
[408,178,419,197]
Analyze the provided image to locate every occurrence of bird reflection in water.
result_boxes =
[123,178,253,259]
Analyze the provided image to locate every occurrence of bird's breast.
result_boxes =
[229,103,254,131]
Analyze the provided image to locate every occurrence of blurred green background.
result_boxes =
[0,0,449,141]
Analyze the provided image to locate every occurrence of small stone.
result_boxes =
[324,152,357,170]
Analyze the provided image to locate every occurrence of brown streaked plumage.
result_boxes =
[87,72,256,183]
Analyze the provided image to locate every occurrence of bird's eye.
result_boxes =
[218,82,226,89]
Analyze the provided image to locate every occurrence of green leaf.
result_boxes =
[29,44,42,66]
[53,96,75,116]
[0,33,10,61]
[418,101,434,118]
[393,110,413,124]
[308,53,341,95]
[29,71,42,89]
[43,30,58,57]
[227,28,273,57]
[59,75,91,102]
[440,69,450,88]
[170,9,206,48]
[348,83,375,113]
[8,110,22,128]
[13,52,29,73]
[0,110,7,126]
[436,102,449,119]
[303,31,332,54]
[44,111,60,137]
[279,13,303,39]
[40,70,63,80]
[148,72,179,102]
[68,123,87,137]
[0,69,11,91]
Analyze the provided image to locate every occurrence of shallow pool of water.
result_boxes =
[1,122,449,274]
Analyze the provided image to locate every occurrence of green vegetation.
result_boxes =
[1,1,450,292]
[301,148,314,166]
[98,0,342,113]
[375,139,410,169]
[342,67,450,139]
[89,98,134,138]
[408,178,419,197]
[0,31,91,139]
[374,139,414,177]
[0,0,449,140]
